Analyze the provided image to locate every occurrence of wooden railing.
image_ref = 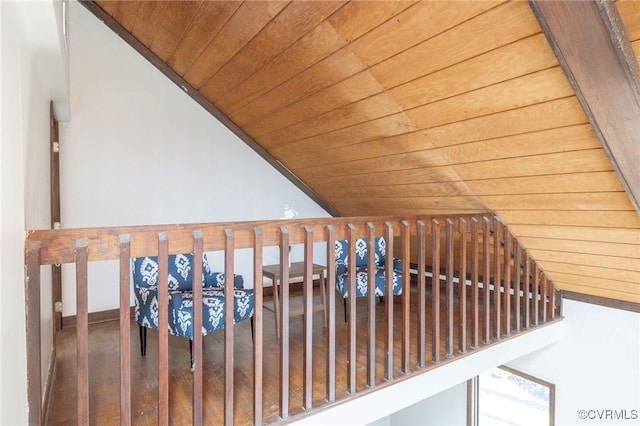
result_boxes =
[24,213,561,425]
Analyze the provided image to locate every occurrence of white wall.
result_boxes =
[508,300,640,426]
[1,1,59,423]
[389,382,467,426]
[376,300,640,426]
[59,1,330,315]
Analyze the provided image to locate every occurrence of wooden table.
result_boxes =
[262,262,327,338]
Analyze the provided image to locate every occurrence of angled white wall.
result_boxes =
[59,1,330,315]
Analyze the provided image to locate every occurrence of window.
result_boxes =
[468,366,555,426]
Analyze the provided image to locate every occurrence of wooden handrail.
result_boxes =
[25,213,562,425]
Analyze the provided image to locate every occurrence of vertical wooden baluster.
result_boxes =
[503,231,511,337]
[524,252,531,329]
[458,218,467,354]
[470,218,479,349]
[401,221,410,373]
[482,217,491,344]
[431,219,441,363]
[514,243,522,333]
[325,226,336,402]
[279,227,290,417]
[416,221,426,367]
[346,224,357,392]
[192,231,203,426]
[541,274,548,323]
[366,223,376,387]
[26,241,42,426]
[550,280,557,320]
[75,238,90,425]
[493,217,501,340]
[119,235,132,426]
[157,234,169,426]
[253,228,264,426]
[384,222,395,378]
[224,229,236,426]
[303,227,314,410]
[533,263,540,327]
[445,219,454,358]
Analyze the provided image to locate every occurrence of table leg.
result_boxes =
[321,273,327,328]
[274,278,280,339]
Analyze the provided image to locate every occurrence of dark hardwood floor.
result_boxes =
[46,282,542,425]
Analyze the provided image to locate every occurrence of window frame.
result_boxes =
[467,365,556,426]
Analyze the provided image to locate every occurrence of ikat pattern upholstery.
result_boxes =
[334,237,403,298]
[132,253,253,339]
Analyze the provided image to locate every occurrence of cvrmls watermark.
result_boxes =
[578,409,638,421]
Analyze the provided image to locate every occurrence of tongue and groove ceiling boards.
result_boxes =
[86,1,639,306]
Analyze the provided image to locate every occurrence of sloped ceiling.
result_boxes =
[85,0,639,305]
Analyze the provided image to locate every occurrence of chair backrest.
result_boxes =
[132,253,244,291]
[132,253,195,292]
[335,237,386,271]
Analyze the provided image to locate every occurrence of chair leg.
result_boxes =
[343,298,348,323]
[139,325,147,357]
[250,317,255,341]
[189,339,193,369]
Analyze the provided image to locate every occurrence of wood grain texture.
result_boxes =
[149,1,202,63]
[231,47,368,128]
[222,21,349,117]
[168,1,242,76]
[389,33,558,110]
[531,0,640,212]
[371,1,540,88]
[200,1,347,102]
[284,130,441,170]
[405,67,574,130]
[85,0,640,304]
[328,0,418,43]
[455,149,614,181]
[130,1,169,48]
[183,1,289,89]
[618,0,640,42]
[112,1,140,33]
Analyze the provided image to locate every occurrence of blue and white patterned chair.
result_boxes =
[132,253,254,361]
[335,237,403,321]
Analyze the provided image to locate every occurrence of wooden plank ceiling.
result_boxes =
[89,1,639,305]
